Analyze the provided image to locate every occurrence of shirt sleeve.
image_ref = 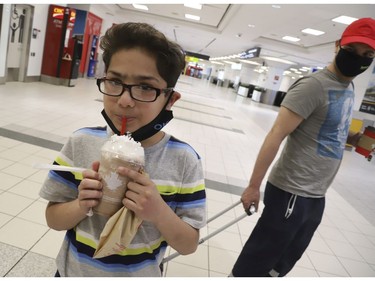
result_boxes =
[281,76,324,120]
[39,136,81,203]
[175,149,206,230]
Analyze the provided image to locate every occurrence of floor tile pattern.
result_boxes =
[0,76,374,277]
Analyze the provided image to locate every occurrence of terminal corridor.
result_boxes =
[0,75,374,277]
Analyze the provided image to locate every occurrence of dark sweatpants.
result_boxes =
[232,182,325,277]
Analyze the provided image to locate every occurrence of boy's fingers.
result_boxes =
[82,169,101,180]
[91,161,100,172]
[117,167,145,183]
[80,178,102,191]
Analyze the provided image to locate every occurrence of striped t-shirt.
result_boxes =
[39,127,206,276]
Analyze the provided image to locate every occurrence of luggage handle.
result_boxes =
[162,200,256,264]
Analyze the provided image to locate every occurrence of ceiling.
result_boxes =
[100,4,375,70]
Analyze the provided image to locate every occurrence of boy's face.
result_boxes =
[103,48,180,138]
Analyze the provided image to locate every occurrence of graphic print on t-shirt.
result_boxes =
[317,89,354,159]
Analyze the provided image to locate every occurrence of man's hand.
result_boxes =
[241,185,261,212]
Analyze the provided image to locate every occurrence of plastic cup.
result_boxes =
[93,135,144,217]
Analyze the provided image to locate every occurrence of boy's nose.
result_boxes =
[118,89,134,107]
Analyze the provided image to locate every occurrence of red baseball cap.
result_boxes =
[340,17,375,49]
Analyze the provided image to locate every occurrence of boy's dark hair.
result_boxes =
[100,22,186,88]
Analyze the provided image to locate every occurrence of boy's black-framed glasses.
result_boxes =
[96,78,174,102]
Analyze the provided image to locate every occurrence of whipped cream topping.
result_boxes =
[101,134,144,165]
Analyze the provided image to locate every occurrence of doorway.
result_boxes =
[6,4,33,82]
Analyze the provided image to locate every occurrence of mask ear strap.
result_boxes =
[101,109,120,135]
[164,90,174,109]
[131,91,175,142]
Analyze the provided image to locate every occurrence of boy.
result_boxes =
[39,22,206,277]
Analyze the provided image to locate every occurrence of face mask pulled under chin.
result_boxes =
[101,109,174,142]
[335,47,373,77]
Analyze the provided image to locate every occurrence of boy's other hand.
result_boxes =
[117,166,165,223]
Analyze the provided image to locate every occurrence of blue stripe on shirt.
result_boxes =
[74,127,107,138]
[66,235,164,273]
[167,137,201,159]
[48,171,78,190]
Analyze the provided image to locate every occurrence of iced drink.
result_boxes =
[94,134,145,217]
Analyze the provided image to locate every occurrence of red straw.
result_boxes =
[120,117,127,135]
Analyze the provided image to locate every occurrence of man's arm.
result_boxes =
[242,106,304,211]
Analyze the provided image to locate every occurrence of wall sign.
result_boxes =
[359,65,375,115]
[239,47,261,59]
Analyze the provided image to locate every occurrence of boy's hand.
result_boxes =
[117,166,165,222]
[77,161,103,213]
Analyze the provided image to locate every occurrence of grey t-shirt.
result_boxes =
[269,68,354,197]
[39,127,206,276]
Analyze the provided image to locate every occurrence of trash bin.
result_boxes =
[252,90,262,102]
[247,84,255,98]
[273,91,287,107]
[237,85,248,96]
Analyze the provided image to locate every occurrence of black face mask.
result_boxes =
[335,47,373,77]
[101,94,174,142]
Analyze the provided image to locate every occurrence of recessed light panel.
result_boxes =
[332,15,358,25]
[302,28,325,36]
[282,36,300,42]
[184,3,202,10]
[262,56,296,65]
[185,14,200,21]
[239,60,261,66]
[132,4,148,11]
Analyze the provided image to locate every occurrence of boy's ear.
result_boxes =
[166,91,181,110]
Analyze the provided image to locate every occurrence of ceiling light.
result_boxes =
[132,4,149,11]
[239,60,261,66]
[331,15,358,25]
[184,3,202,10]
[211,61,224,65]
[262,56,296,65]
[282,36,300,42]
[248,24,255,28]
[302,28,325,36]
[272,5,281,8]
[185,14,200,21]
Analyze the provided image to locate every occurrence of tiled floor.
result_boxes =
[0,75,374,277]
